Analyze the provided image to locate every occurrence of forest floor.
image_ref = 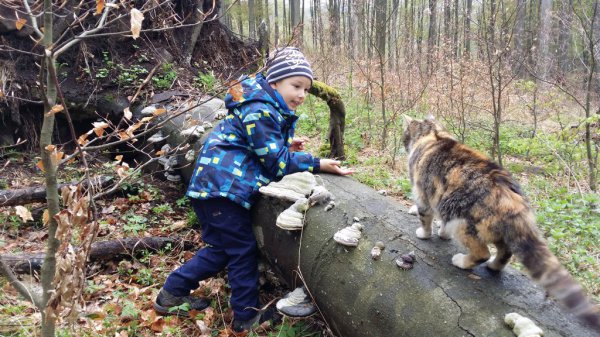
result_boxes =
[0,152,334,337]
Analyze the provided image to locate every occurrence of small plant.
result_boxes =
[167,302,190,314]
[152,203,173,214]
[194,70,218,94]
[136,268,154,286]
[152,63,177,90]
[175,196,190,208]
[122,214,148,234]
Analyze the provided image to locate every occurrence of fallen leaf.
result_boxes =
[42,209,49,225]
[36,160,45,172]
[0,89,4,98]
[153,108,167,116]
[15,206,33,222]
[467,274,481,280]
[45,144,56,151]
[95,0,105,15]
[101,205,115,214]
[46,104,64,116]
[130,9,144,40]
[92,121,110,137]
[15,18,26,30]
[169,220,188,232]
[123,107,132,120]
[114,155,123,162]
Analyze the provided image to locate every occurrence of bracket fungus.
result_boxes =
[504,313,544,337]
[333,222,363,247]
[370,241,386,260]
[275,198,309,230]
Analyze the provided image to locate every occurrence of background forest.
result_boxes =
[0,0,599,336]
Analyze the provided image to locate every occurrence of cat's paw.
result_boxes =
[452,253,474,269]
[437,227,452,240]
[416,227,432,239]
[486,256,505,271]
[408,205,419,215]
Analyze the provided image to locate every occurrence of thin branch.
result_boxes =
[0,256,43,308]
[53,0,115,56]
[22,0,44,38]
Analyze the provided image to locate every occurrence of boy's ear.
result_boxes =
[402,115,413,131]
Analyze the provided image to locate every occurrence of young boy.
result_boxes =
[153,47,353,332]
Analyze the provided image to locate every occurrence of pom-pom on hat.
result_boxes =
[266,47,313,84]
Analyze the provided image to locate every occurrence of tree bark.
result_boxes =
[2,237,196,274]
[0,176,113,207]
[251,174,600,337]
[309,81,346,159]
[248,0,256,39]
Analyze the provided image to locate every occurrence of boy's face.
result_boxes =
[269,76,312,111]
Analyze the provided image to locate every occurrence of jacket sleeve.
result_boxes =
[239,103,320,177]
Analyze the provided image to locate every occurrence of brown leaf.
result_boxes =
[45,144,56,151]
[92,122,110,137]
[15,18,26,30]
[15,206,33,222]
[467,274,481,280]
[36,160,45,172]
[42,209,50,225]
[130,8,144,40]
[153,108,167,116]
[95,0,105,15]
[46,104,64,116]
[114,155,123,162]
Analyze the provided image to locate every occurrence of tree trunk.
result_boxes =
[557,0,573,77]
[427,0,438,72]
[309,81,346,159]
[251,174,600,337]
[275,0,280,45]
[464,0,472,58]
[290,0,301,42]
[329,0,341,47]
[536,0,552,81]
[248,0,256,39]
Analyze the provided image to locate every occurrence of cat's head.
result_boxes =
[402,115,448,152]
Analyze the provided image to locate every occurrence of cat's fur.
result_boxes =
[402,115,600,330]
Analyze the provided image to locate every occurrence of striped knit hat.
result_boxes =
[266,47,313,84]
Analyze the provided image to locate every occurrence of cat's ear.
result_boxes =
[425,114,436,121]
[402,115,413,131]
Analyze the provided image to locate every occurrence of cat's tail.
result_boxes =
[511,228,600,331]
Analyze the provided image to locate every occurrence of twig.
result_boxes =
[129,63,161,104]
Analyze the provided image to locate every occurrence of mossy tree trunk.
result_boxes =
[309,80,346,159]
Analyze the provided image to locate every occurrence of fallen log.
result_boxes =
[251,174,599,337]
[0,176,114,207]
[1,236,197,274]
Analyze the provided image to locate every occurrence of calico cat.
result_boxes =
[402,115,600,330]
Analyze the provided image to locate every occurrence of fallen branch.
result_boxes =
[1,236,197,274]
[0,176,113,207]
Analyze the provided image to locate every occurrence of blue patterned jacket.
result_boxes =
[186,74,321,209]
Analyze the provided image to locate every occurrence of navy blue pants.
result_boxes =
[163,198,260,321]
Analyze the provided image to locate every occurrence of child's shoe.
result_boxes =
[153,288,209,317]
[232,307,281,332]
[232,312,261,333]
[276,286,316,317]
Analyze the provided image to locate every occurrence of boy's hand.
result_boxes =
[319,159,354,176]
[290,137,309,152]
